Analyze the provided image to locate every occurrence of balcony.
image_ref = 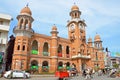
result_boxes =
[43,52,49,56]
[0,38,7,44]
[72,54,91,59]
[0,25,9,31]
[58,53,62,57]
[66,54,70,58]
[31,50,38,55]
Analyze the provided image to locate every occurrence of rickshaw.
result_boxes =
[55,71,69,80]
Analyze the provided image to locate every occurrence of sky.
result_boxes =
[0,0,120,54]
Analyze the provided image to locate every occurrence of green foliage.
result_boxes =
[113,63,119,69]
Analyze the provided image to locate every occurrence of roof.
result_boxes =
[0,13,12,20]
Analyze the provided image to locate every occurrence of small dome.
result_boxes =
[20,6,32,15]
[71,4,79,11]
[94,34,101,41]
[88,37,92,42]
[52,25,57,31]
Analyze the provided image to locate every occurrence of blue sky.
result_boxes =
[0,0,120,53]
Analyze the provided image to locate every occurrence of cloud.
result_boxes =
[1,0,120,52]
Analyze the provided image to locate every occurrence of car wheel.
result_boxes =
[24,75,28,79]
[7,75,12,79]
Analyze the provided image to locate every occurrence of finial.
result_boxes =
[26,3,29,7]
[74,2,76,5]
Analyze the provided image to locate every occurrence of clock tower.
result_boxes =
[67,4,87,56]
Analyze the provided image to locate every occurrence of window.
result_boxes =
[0,32,1,38]
[22,45,25,51]
[96,52,98,60]
[17,45,20,50]
[0,21,3,25]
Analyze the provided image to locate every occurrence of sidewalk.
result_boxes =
[31,74,55,77]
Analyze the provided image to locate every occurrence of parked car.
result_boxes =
[4,70,30,79]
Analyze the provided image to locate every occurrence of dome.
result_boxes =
[94,34,101,41]
[88,37,92,42]
[71,4,79,11]
[20,6,32,15]
[52,25,57,31]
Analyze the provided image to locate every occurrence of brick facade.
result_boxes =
[11,5,105,73]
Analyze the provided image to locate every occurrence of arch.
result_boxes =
[66,62,70,70]
[25,19,29,30]
[43,42,49,56]
[66,46,70,58]
[58,44,62,57]
[30,60,38,70]
[58,61,63,70]
[42,61,49,72]
[75,13,77,17]
[80,44,85,55]
[22,45,25,51]
[19,18,23,29]
[17,45,20,50]
[81,62,86,70]
[96,52,98,60]
[31,40,38,55]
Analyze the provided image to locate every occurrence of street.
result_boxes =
[0,73,120,80]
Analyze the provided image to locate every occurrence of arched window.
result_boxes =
[30,60,38,70]
[20,18,23,29]
[17,45,20,50]
[58,61,63,70]
[96,52,98,60]
[43,42,49,56]
[58,44,62,57]
[66,46,70,58]
[31,40,38,55]
[66,62,70,70]
[80,44,85,55]
[42,61,49,72]
[22,45,25,51]
[25,19,29,30]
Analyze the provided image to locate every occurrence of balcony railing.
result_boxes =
[43,52,49,56]
[31,50,38,55]
[72,54,91,59]
[58,53,62,57]
[66,54,70,58]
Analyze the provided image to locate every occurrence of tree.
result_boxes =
[5,35,15,71]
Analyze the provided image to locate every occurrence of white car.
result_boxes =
[4,70,30,79]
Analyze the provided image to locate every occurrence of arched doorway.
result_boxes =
[30,60,38,74]
[81,62,86,70]
[42,61,49,72]
[58,61,63,70]
[66,62,70,70]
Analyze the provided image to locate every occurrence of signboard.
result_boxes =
[0,52,4,64]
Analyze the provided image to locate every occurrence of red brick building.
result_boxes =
[11,4,105,73]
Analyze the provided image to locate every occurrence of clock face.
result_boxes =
[70,24,75,31]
